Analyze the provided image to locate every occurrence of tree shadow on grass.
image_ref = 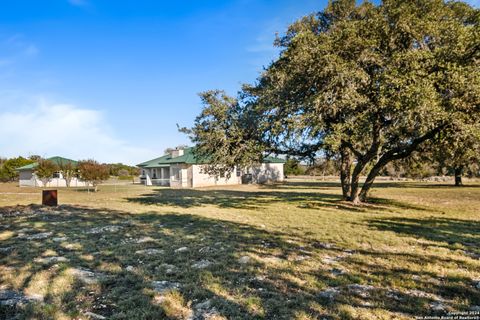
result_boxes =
[0,204,330,319]
[308,249,480,314]
[393,183,480,189]
[125,185,428,213]
[367,217,480,253]
[0,205,478,319]
[276,179,480,190]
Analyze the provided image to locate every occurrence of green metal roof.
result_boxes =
[137,148,202,167]
[262,156,287,164]
[137,147,285,168]
[16,156,78,171]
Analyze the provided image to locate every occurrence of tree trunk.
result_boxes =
[454,166,463,186]
[340,147,352,200]
[359,159,387,202]
[349,174,361,203]
[348,160,367,203]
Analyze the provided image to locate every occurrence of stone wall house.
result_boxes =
[137,147,285,188]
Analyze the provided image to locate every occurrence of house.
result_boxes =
[16,156,88,187]
[137,147,285,188]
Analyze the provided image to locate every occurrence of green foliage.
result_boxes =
[430,123,480,182]
[0,157,35,182]
[57,160,78,188]
[284,158,305,176]
[184,0,480,202]
[180,90,266,177]
[305,158,339,177]
[35,159,59,187]
[29,155,42,161]
[107,163,139,177]
[78,160,110,192]
[118,175,135,181]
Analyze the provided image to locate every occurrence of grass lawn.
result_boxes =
[0,179,479,319]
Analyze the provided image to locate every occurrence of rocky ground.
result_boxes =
[0,181,479,319]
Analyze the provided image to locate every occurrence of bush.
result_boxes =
[284,159,305,176]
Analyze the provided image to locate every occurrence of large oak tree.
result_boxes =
[185,0,480,203]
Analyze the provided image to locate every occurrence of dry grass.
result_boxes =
[0,179,479,319]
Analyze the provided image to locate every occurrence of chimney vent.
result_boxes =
[171,148,184,158]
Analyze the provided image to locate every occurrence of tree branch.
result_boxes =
[341,140,363,159]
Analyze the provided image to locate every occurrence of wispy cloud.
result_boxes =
[0,59,13,67]
[0,98,156,165]
[246,19,283,70]
[23,44,39,57]
[246,19,281,54]
[1,34,39,62]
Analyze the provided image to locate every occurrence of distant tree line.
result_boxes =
[107,163,140,179]
[0,156,139,187]
[0,156,36,182]
[284,153,480,186]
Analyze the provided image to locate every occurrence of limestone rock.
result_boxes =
[34,256,69,264]
[86,225,122,234]
[318,287,340,300]
[135,248,164,255]
[83,311,107,319]
[69,268,100,284]
[238,256,250,264]
[151,280,180,294]
[0,290,42,307]
[136,236,156,244]
[192,260,212,269]
[19,232,52,240]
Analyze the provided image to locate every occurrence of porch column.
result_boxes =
[146,170,152,186]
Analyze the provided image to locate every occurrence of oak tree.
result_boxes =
[185,0,480,203]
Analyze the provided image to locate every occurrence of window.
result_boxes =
[52,172,60,178]
[172,168,180,181]
[236,168,241,177]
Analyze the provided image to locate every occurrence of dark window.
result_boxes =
[52,172,60,178]
[236,168,241,177]
[172,168,180,181]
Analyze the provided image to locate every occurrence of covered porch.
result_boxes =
[141,166,171,186]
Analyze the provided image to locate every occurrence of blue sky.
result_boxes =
[0,0,477,164]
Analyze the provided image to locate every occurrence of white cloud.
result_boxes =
[0,100,157,165]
